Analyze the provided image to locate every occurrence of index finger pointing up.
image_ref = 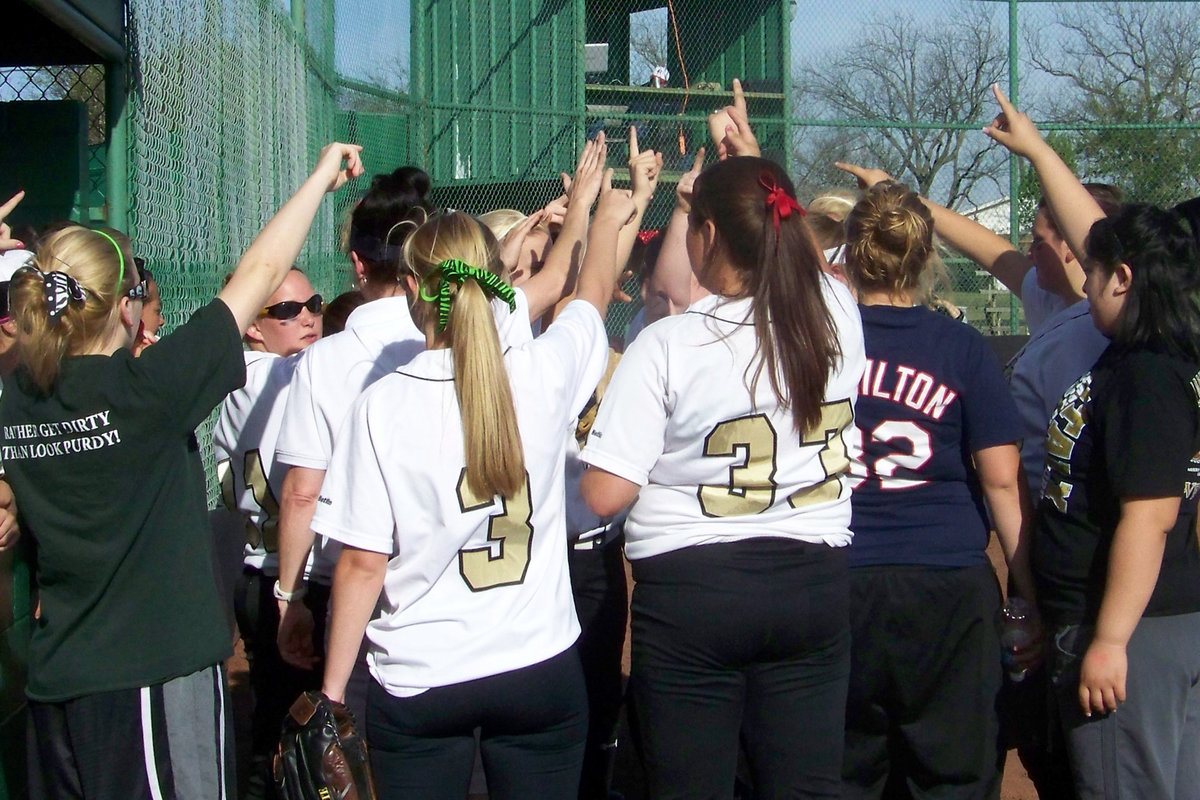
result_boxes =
[628,125,640,159]
[732,78,747,118]
[0,190,25,221]
[991,83,1015,113]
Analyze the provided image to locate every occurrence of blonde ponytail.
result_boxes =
[448,279,525,498]
[11,227,135,393]
[403,212,525,499]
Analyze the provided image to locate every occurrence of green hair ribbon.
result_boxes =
[420,258,517,333]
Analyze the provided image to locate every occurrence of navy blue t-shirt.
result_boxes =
[849,305,1021,567]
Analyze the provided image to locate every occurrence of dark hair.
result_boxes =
[690,157,842,434]
[1173,196,1200,253]
[1086,203,1200,360]
[1037,183,1125,229]
[322,290,367,336]
[635,230,665,283]
[348,166,434,284]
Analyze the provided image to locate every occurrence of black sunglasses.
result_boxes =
[126,257,151,301]
[260,293,323,320]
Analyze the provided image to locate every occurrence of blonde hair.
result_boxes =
[807,189,857,222]
[10,226,137,393]
[844,182,938,298]
[403,212,525,498]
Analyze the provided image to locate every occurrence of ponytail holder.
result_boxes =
[423,258,517,333]
[759,172,805,237]
[42,269,87,323]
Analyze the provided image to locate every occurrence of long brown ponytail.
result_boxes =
[690,157,842,434]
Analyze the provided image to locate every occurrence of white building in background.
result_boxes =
[961,195,1011,237]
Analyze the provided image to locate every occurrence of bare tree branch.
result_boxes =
[793,8,1006,210]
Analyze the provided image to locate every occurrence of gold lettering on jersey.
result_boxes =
[458,471,535,591]
[857,360,958,420]
[1046,479,1073,514]
[244,449,281,552]
[789,399,854,508]
[1046,374,1091,464]
[698,415,778,517]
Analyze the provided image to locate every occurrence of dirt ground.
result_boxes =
[227,534,1039,799]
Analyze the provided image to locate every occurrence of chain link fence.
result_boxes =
[4,0,1200,505]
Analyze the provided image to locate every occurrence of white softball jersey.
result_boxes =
[312,300,608,697]
[213,350,316,577]
[581,277,866,560]
[276,290,532,472]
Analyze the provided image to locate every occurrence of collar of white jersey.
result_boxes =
[685,293,754,326]
[396,348,455,382]
[343,295,413,332]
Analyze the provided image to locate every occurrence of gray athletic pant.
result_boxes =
[1050,613,1200,800]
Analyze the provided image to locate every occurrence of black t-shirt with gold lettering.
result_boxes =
[1034,345,1200,627]
[0,300,245,702]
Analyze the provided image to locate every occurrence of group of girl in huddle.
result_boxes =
[1,76,1198,800]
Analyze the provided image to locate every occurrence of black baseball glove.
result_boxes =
[274,691,377,800]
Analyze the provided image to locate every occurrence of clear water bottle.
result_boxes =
[999,597,1037,682]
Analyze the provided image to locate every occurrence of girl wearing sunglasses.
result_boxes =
[214,265,324,796]
[0,143,363,799]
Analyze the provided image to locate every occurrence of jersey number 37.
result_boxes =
[698,399,854,517]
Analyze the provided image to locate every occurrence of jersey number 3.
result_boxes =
[457,470,535,592]
[698,400,854,517]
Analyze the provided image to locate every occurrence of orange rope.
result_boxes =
[666,0,690,154]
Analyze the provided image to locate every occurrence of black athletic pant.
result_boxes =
[367,645,589,800]
[630,537,850,800]
[842,563,1005,800]
[233,567,329,799]
[568,536,629,800]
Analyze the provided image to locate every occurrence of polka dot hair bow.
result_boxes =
[422,258,517,333]
[19,266,87,323]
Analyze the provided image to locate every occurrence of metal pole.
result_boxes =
[105,61,129,234]
[292,0,305,34]
[1008,0,1020,334]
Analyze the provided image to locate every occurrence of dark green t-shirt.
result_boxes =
[0,300,245,702]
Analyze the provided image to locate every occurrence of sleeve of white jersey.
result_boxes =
[530,300,609,425]
[496,287,534,348]
[311,392,395,555]
[275,349,333,470]
[579,323,668,486]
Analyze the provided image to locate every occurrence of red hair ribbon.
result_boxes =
[636,229,661,245]
[759,172,806,235]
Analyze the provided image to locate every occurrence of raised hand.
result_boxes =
[835,162,895,191]
[567,132,609,211]
[982,84,1047,160]
[710,79,761,160]
[0,190,27,252]
[498,209,548,276]
[675,147,706,215]
[314,142,365,193]
[627,125,664,207]
[594,169,638,228]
